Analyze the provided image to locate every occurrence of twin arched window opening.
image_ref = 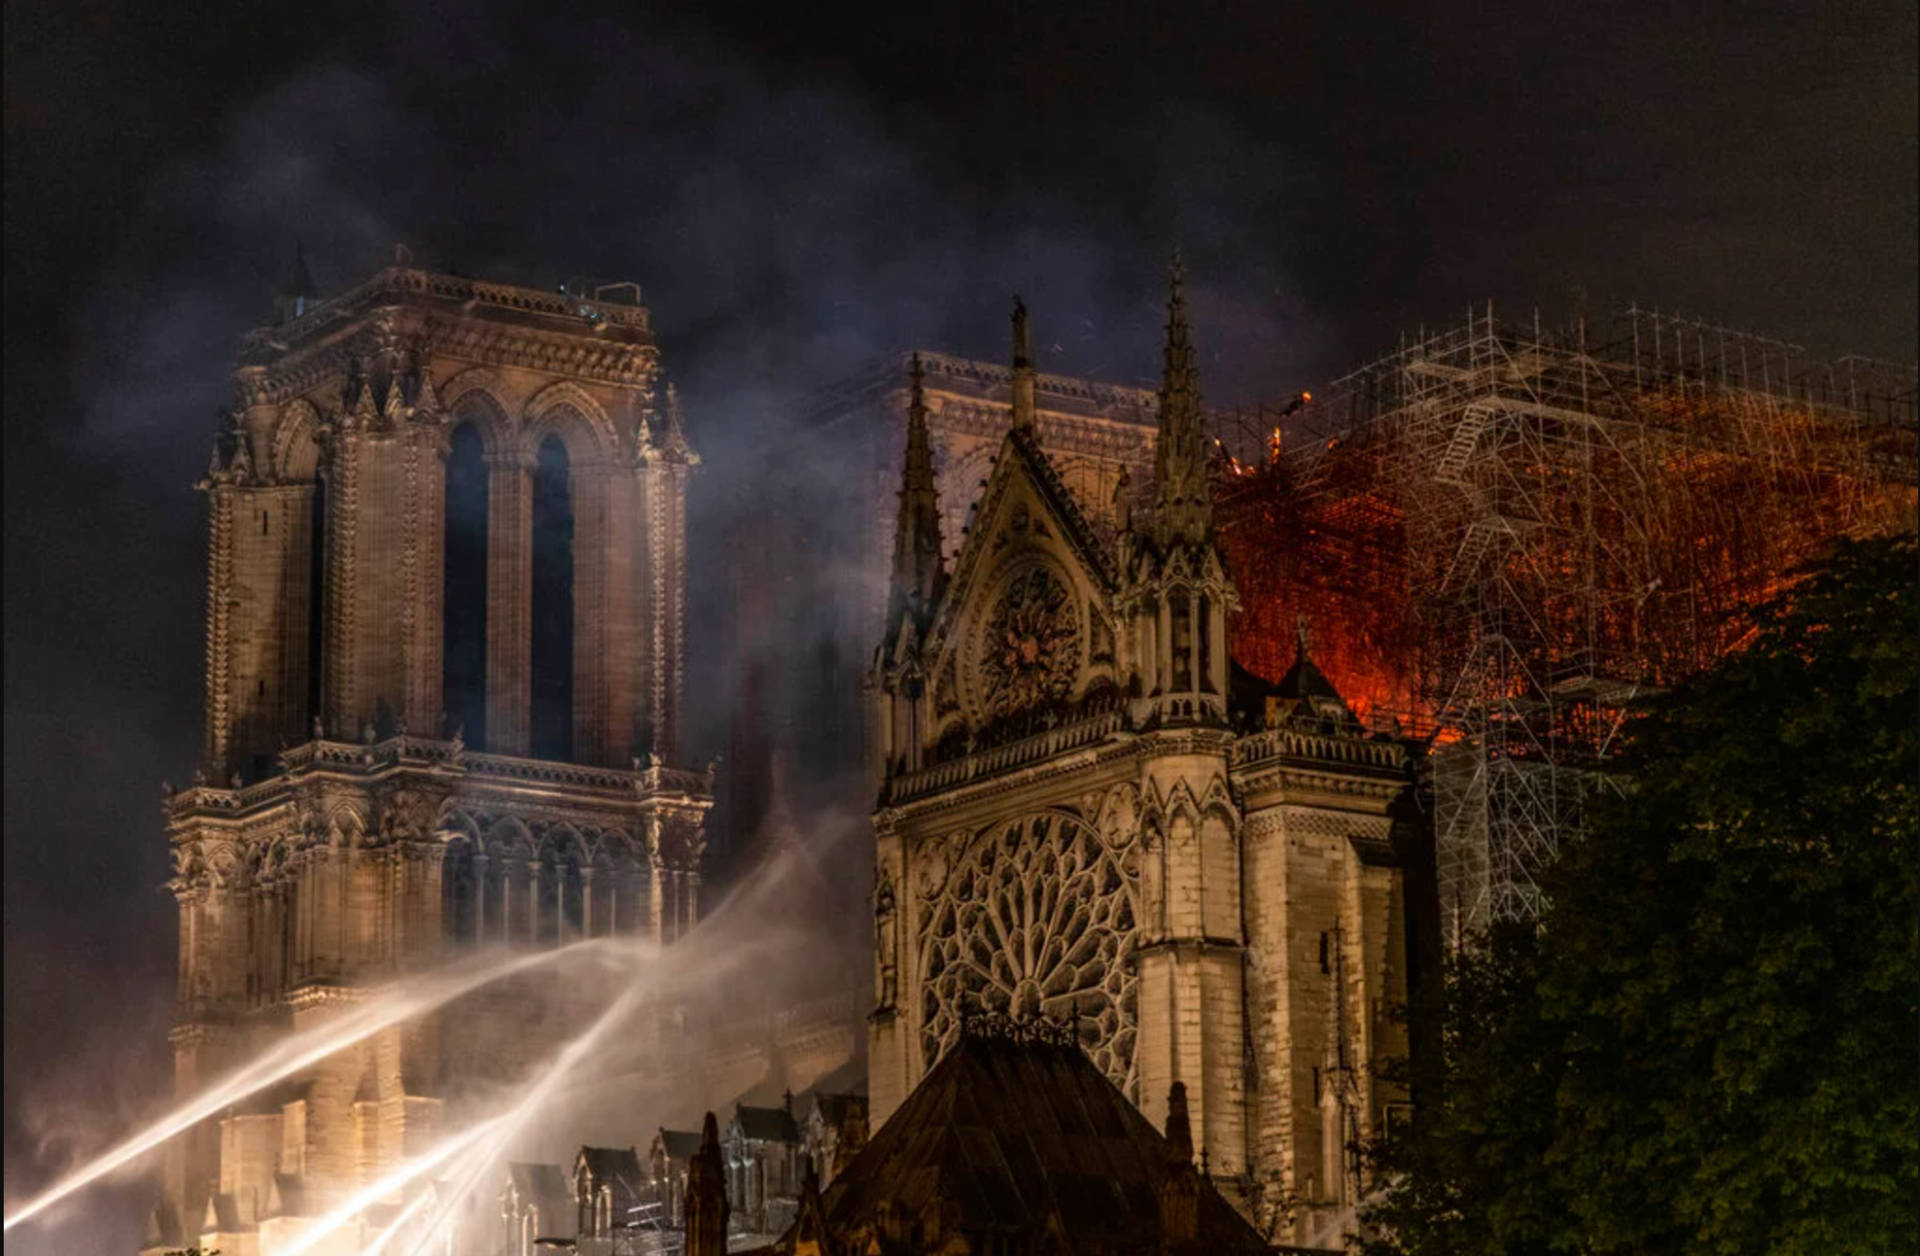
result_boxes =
[442,420,576,760]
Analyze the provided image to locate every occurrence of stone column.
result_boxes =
[404,425,447,738]
[648,859,666,946]
[486,452,533,756]
[202,481,236,777]
[1157,599,1173,697]
[417,843,448,967]
[571,464,611,766]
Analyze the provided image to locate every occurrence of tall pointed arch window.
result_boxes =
[443,421,490,748]
[531,434,575,761]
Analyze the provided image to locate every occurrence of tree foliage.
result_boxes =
[1365,534,1919,1254]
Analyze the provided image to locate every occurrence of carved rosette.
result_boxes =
[916,809,1139,1091]
[972,563,1079,720]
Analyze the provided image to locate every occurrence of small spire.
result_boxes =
[1153,249,1211,546]
[273,241,319,325]
[886,353,945,635]
[661,380,691,454]
[1296,614,1312,661]
[1010,296,1037,431]
[1165,1080,1194,1164]
[684,1111,729,1256]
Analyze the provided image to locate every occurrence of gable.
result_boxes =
[923,430,1122,736]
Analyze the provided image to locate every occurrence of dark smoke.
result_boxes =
[6,3,1914,1252]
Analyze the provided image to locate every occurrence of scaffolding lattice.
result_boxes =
[1214,305,1917,944]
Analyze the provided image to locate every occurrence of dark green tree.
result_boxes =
[1366,534,1919,1254]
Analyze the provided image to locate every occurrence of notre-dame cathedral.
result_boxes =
[865,272,1418,1240]
[160,254,713,1242]
[154,251,1418,1253]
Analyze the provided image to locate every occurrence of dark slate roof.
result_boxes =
[820,1034,1269,1254]
[735,1104,802,1144]
[1275,649,1346,708]
[577,1146,645,1201]
[657,1128,703,1162]
[508,1161,575,1234]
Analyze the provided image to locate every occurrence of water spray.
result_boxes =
[393,979,654,1256]
[270,1116,505,1256]
[2,936,648,1233]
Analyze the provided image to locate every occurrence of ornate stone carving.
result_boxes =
[974,564,1078,720]
[916,810,1139,1090]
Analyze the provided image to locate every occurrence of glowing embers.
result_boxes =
[917,810,1139,1091]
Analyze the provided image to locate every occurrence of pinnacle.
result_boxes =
[1152,250,1210,547]
[1010,296,1037,431]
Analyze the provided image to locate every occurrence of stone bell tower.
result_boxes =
[155,252,712,1253]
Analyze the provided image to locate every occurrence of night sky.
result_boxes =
[4,1,1915,1248]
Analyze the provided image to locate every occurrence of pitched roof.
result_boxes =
[819,1033,1269,1254]
[1275,650,1345,708]
[656,1128,703,1162]
[508,1161,575,1233]
[928,425,1120,655]
[734,1104,802,1144]
[576,1146,645,1200]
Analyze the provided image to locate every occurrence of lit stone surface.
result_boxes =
[867,284,1416,1242]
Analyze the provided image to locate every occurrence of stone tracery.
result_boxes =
[972,562,1080,720]
[916,808,1139,1092]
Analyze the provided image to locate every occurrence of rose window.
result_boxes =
[917,810,1139,1091]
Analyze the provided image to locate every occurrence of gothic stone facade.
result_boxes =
[721,350,1161,855]
[159,260,711,1252]
[868,291,1414,1242]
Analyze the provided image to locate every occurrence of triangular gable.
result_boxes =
[929,434,1113,649]
[925,427,1115,661]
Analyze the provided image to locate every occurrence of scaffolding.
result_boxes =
[1214,305,1917,944]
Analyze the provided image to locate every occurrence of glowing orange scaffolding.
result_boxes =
[1212,305,1917,942]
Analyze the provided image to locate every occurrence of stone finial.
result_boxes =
[1158,1079,1201,1246]
[1010,296,1037,431]
[1165,1080,1194,1164]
